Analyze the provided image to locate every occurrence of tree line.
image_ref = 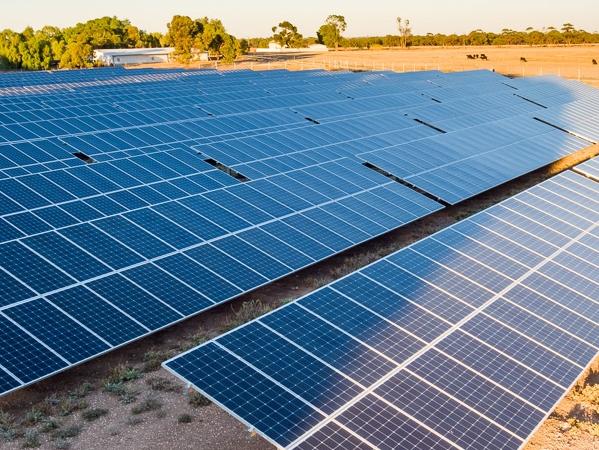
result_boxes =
[251,20,599,49]
[2,14,598,71]
[0,15,242,70]
[0,17,164,70]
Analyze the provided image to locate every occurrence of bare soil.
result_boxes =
[0,144,597,450]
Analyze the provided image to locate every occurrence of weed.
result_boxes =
[57,398,88,417]
[177,414,193,424]
[225,300,271,330]
[81,408,108,422]
[131,397,163,415]
[22,429,40,448]
[52,439,71,450]
[178,331,209,352]
[142,350,173,373]
[23,408,46,426]
[125,416,143,427]
[189,391,211,408]
[0,410,21,442]
[51,423,82,440]
[68,383,94,399]
[103,382,138,404]
[39,419,60,434]
[0,410,16,431]
[145,377,180,393]
[0,428,20,442]
[104,366,140,385]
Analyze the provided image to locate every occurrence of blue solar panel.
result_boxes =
[574,156,599,181]
[165,169,598,449]
[1,65,596,401]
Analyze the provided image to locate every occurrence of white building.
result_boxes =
[93,48,175,66]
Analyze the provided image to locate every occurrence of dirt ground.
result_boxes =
[0,143,597,449]
[151,45,599,87]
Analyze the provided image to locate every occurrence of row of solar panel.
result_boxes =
[361,115,591,203]
[0,69,349,110]
[0,157,443,395]
[575,156,599,180]
[164,168,599,450]
[0,68,595,402]
[0,108,306,173]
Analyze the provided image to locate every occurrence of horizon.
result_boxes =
[1,0,598,37]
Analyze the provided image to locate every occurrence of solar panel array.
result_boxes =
[574,156,599,182]
[165,168,599,450]
[0,66,597,397]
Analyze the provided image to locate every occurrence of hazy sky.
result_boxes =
[2,0,598,37]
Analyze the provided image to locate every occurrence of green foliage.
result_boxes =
[272,21,303,48]
[0,16,165,70]
[131,397,163,415]
[318,15,347,49]
[177,413,193,424]
[165,15,238,63]
[22,429,40,448]
[81,408,109,422]
[339,24,599,48]
[145,377,181,393]
[50,423,82,441]
[189,391,211,408]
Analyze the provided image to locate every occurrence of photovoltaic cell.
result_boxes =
[165,170,598,450]
[1,66,596,404]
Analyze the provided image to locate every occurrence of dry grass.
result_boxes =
[146,45,599,85]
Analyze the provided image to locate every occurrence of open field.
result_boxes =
[151,46,599,87]
[1,145,597,450]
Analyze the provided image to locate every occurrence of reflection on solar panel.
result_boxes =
[574,156,599,181]
[165,169,599,450]
[0,66,596,397]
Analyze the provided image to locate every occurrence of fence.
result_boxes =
[209,55,599,85]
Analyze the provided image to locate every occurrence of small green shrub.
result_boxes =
[23,408,46,426]
[125,416,143,427]
[22,429,40,448]
[57,398,88,417]
[145,377,180,393]
[131,397,162,415]
[189,391,211,408]
[177,414,193,424]
[81,408,108,422]
[51,423,82,440]
[39,419,60,434]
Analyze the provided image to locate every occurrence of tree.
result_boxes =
[272,21,303,48]
[166,15,199,63]
[562,23,575,45]
[397,17,412,48]
[318,15,346,50]
[237,38,250,55]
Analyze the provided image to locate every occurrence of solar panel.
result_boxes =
[1,66,597,398]
[164,169,599,450]
[574,156,599,181]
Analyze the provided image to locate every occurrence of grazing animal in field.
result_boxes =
[593,59,598,65]
[467,54,474,60]
[480,54,488,60]
[520,57,528,63]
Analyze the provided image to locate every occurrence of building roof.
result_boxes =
[94,48,174,57]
